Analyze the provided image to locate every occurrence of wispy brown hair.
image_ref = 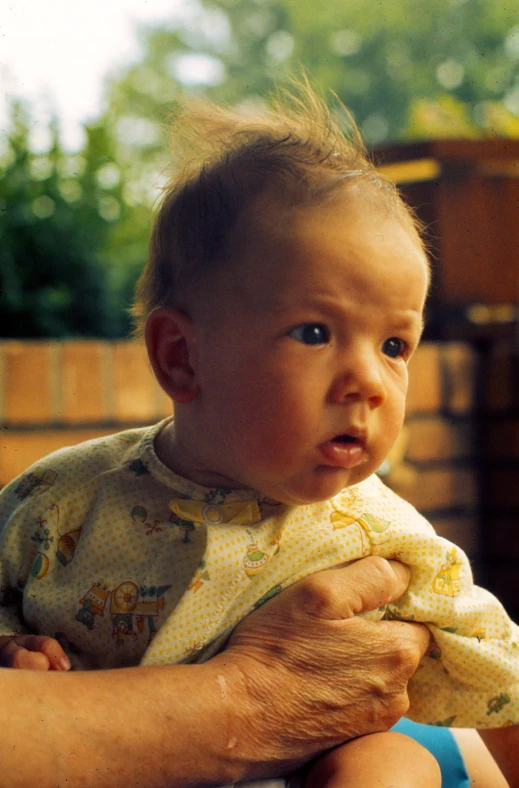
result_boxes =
[132,78,424,333]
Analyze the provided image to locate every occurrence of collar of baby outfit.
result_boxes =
[168,498,262,525]
[139,419,268,508]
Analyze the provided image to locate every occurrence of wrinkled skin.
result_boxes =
[0,558,431,788]
[219,557,430,778]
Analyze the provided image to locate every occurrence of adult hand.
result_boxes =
[216,556,430,779]
[0,557,428,788]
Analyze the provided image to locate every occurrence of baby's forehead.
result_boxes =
[242,175,413,227]
[233,184,424,260]
[192,196,427,335]
[224,193,426,287]
[196,181,429,323]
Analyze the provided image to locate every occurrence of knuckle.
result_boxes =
[363,556,399,594]
[392,637,422,675]
[378,624,423,675]
[355,684,410,732]
[295,575,339,616]
[392,693,411,720]
[379,694,411,729]
[385,684,411,721]
[366,673,388,701]
[365,675,411,728]
[364,554,392,577]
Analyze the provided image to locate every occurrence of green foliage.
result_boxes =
[105,0,519,145]
[2,0,519,338]
[0,103,143,338]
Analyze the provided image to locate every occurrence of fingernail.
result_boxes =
[59,656,71,670]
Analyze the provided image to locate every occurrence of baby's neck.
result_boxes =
[155,419,246,491]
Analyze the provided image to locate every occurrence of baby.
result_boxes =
[0,82,517,787]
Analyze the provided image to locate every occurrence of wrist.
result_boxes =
[198,655,265,784]
[155,657,271,786]
[142,659,253,786]
[207,650,304,782]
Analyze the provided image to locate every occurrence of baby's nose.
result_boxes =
[330,351,386,407]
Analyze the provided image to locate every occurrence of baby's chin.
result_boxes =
[264,467,373,507]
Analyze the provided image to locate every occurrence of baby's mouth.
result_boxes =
[331,433,366,449]
[319,433,367,468]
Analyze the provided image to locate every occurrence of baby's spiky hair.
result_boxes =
[132,78,422,332]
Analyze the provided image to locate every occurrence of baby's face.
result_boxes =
[184,195,429,505]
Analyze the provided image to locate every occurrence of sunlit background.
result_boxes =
[2,1,519,619]
[2,0,519,339]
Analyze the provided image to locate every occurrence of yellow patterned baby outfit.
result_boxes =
[1,418,518,728]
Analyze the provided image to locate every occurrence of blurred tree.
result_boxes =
[96,0,519,339]
[3,0,519,338]
[89,0,519,274]
[101,0,519,151]
[0,102,143,338]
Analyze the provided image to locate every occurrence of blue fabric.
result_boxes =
[392,718,470,788]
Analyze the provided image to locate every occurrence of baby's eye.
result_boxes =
[382,337,406,359]
[288,323,330,346]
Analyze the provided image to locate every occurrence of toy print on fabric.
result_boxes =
[15,467,57,501]
[0,422,518,726]
[433,547,463,597]
[328,489,392,552]
[28,504,82,574]
[131,505,163,536]
[242,530,280,578]
[29,515,54,580]
[76,581,171,645]
[187,560,210,592]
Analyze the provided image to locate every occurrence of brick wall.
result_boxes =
[392,342,480,562]
[1,338,518,618]
[0,340,171,483]
[400,337,519,620]
[478,339,519,620]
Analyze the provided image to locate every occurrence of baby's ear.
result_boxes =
[145,307,200,404]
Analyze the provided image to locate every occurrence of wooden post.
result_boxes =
[375,139,519,308]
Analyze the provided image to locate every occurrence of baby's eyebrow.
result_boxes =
[415,313,426,335]
[388,312,425,338]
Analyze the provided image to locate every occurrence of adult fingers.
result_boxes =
[224,611,432,760]
[287,557,411,620]
[381,619,431,660]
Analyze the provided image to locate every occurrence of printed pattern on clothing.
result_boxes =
[0,419,518,727]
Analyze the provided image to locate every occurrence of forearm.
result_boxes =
[0,658,252,788]
[479,726,519,788]
[0,559,427,787]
